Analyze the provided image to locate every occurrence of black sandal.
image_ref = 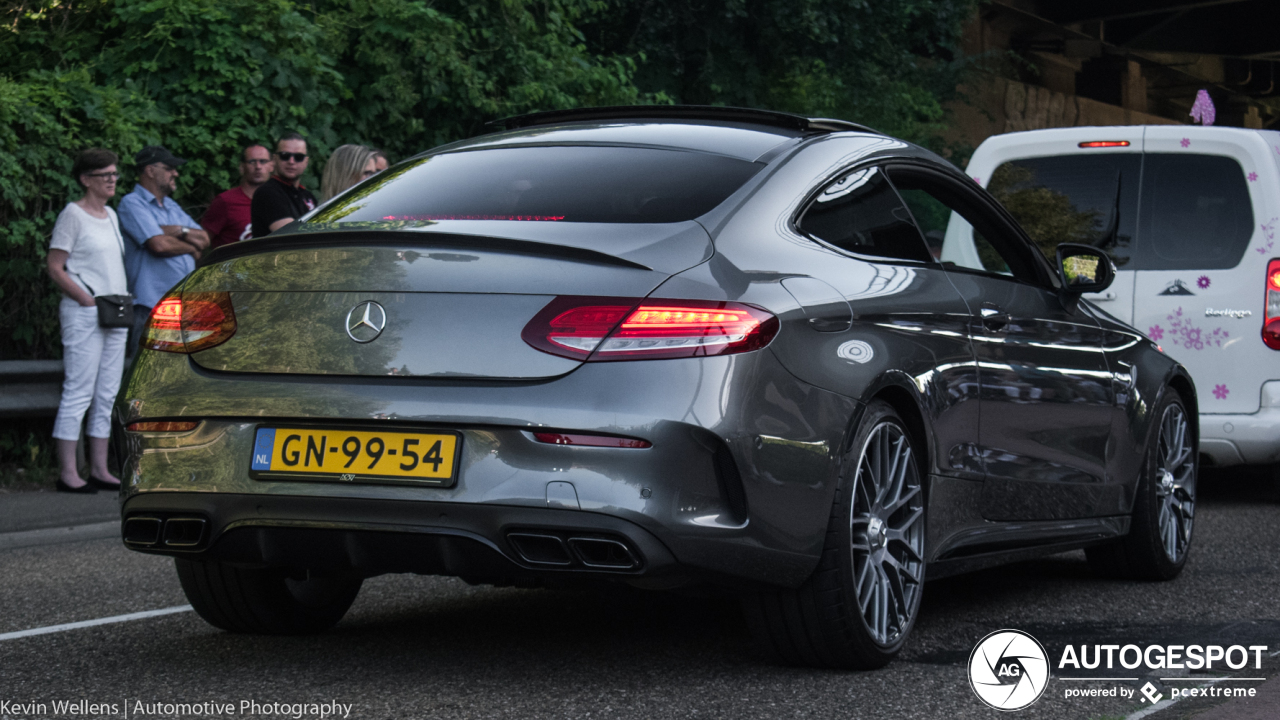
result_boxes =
[56,478,97,494]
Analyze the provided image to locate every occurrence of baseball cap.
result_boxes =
[135,145,187,169]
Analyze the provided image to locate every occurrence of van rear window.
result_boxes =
[308,146,764,225]
[989,153,1254,271]
[988,154,1140,267]
[1137,154,1253,270]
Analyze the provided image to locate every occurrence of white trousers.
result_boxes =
[53,297,128,441]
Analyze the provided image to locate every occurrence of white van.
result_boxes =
[962,126,1280,470]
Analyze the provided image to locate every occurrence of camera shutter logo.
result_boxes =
[969,629,1050,711]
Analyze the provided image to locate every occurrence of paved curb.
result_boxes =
[0,521,118,552]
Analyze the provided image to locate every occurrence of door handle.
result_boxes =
[980,304,1010,331]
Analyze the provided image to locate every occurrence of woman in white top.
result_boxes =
[46,148,130,493]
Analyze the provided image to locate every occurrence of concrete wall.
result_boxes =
[949,76,1182,152]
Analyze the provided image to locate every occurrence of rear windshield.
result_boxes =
[308,146,764,225]
[990,152,1254,271]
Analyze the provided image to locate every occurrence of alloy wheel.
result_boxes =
[1155,403,1195,562]
[850,421,925,646]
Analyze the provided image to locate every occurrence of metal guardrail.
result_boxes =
[0,360,64,418]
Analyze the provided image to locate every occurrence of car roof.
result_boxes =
[431,106,884,163]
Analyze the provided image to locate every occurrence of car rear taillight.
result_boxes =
[1078,141,1131,148]
[1265,259,1280,350]
[142,291,237,354]
[522,297,778,361]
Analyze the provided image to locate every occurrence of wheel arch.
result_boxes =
[857,371,934,477]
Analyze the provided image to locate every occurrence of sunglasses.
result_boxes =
[85,171,120,180]
[276,152,308,162]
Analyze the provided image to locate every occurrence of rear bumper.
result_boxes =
[1199,381,1280,466]
[116,350,858,588]
[121,492,688,586]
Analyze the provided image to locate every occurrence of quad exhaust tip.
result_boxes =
[123,516,207,549]
[506,531,640,571]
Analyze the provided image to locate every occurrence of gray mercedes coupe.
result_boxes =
[116,107,1198,669]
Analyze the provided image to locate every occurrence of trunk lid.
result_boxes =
[183,223,711,379]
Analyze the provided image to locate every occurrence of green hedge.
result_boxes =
[1,0,972,361]
[0,0,644,360]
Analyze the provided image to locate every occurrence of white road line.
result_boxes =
[1125,698,1177,720]
[0,606,191,642]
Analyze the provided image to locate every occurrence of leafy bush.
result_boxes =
[0,0,642,360]
[1,0,973,363]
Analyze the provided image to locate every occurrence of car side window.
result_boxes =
[798,166,934,263]
[887,166,1045,285]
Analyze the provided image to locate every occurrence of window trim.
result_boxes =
[791,161,940,267]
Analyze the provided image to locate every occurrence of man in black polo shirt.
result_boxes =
[251,132,318,237]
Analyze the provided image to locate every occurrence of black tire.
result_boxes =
[175,559,362,634]
[1086,389,1196,581]
[742,400,926,669]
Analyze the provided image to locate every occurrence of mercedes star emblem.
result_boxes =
[345,301,387,343]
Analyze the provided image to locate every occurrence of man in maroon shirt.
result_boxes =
[201,144,273,248]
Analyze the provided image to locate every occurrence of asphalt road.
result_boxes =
[0,467,1277,720]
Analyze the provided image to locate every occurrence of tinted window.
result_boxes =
[799,167,933,262]
[988,154,1141,267]
[898,188,1010,274]
[309,146,763,224]
[1138,153,1253,270]
[889,166,1045,285]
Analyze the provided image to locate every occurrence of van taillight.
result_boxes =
[142,291,237,354]
[1265,259,1280,350]
[522,296,778,361]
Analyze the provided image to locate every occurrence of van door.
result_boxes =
[1134,127,1269,416]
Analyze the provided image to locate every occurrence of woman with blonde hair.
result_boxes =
[319,144,378,202]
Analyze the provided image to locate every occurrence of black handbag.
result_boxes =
[94,294,134,327]
[79,277,134,328]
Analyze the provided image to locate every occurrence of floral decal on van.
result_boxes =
[1258,217,1277,255]
[1155,307,1229,351]
[1213,384,1229,400]
[1197,275,1211,289]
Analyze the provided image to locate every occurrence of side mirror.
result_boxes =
[1055,243,1115,296]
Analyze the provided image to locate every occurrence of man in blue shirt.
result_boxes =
[118,145,210,357]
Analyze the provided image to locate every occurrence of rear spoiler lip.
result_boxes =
[199,228,654,272]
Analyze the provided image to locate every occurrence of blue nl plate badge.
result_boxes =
[251,428,276,471]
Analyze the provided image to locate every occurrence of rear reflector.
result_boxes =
[1078,141,1131,148]
[142,291,237,354]
[532,432,652,448]
[522,296,778,361]
[126,421,199,432]
[1265,259,1280,350]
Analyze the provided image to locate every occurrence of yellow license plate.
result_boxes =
[251,427,459,485]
